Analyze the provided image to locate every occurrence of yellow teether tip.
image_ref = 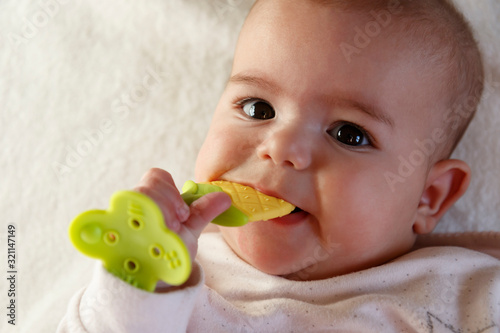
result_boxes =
[208,181,295,222]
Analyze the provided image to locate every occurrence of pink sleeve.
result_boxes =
[57,262,204,333]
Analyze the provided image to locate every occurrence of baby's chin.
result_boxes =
[219,226,414,281]
[218,225,338,280]
[245,254,340,281]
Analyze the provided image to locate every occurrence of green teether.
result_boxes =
[69,180,294,291]
[69,191,191,291]
[181,180,249,227]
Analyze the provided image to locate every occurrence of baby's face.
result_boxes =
[196,0,449,279]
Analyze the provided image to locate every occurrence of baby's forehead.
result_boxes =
[243,0,456,97]
[249,0,453,77]
[250,0,444,54]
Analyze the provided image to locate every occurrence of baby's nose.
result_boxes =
[256,125,312,170]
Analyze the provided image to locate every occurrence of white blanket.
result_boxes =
[0,0,499,332]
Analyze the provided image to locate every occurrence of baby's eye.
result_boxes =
[329,123,371,147]
[239,99,275,120]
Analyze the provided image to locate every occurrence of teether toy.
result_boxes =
[69,180,295,291]
[180,181,250,227]
[199,181,295,224]
[181,181,295,226]
[69,191,191,291]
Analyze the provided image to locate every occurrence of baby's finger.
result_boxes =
[139,167,175,184]
[176,192,231,258]
[184,192,232,238]
[142,169,190,220]
[133,185,180,232]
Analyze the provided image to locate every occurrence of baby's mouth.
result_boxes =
[268,204,308,225]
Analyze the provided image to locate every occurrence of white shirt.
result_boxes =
[58,232,500,333]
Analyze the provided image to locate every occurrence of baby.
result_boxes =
[59,0,500,332]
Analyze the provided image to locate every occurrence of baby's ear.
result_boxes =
[413,159,471,234]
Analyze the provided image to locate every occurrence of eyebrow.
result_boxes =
[229,73,283,96]
[228,73,394,129]
[335,98,395,129]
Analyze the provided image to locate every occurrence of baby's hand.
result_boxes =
[134,168,231,259]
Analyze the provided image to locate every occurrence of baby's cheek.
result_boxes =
[194,142,217,182]
[194,131,241,181]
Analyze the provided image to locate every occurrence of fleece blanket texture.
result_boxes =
[0,0,498,332]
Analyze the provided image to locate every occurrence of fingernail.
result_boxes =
[170,220,181,232]
[177,203,190,222]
